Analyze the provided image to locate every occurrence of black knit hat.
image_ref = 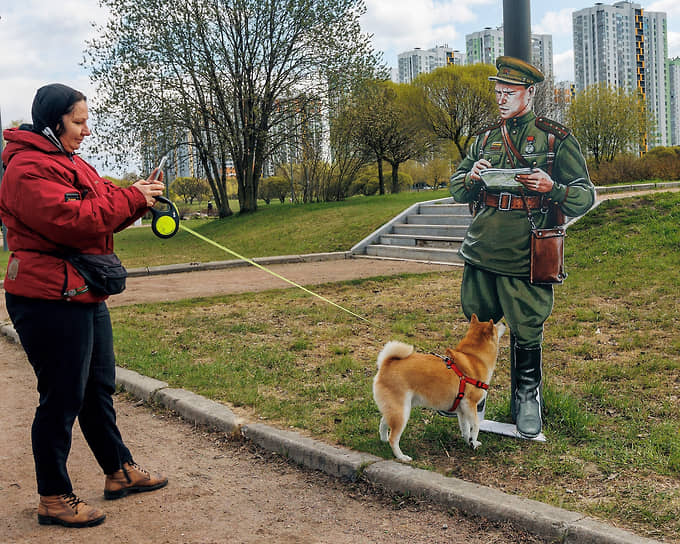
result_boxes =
[31,83,85,135]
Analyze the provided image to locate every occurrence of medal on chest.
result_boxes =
[525,136,535,154]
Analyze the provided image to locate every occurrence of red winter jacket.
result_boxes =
[0,127,149,303]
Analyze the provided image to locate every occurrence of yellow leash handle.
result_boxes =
[179,224,374,325]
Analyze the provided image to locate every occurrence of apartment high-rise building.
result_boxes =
[466,27,504,66]
[644,11,670,146]
[397,45,463,84]
[572,1,669,146]
[465,27,554,81]
[669,58,680,145]
[532,34,554,81]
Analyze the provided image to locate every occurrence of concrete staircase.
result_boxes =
[351,197,472,264]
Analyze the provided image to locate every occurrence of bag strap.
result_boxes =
[545,132,566,225]
[546,132,556,177]
[500,122,531,169]
[478,129,492,160]
[518,187,537,231]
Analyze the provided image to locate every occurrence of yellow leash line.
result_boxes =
[179,224,373,325]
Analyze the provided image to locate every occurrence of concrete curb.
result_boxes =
[0,323,662,544]
[126,251,350,278]
[241,423,381,481]
[153,387,242,436]
[594,181,680,194]
[362,462,658,544]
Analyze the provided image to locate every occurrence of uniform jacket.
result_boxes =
[449,111,595,277]
[0,127,149,302]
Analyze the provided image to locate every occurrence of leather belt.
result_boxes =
[483,191,545,211]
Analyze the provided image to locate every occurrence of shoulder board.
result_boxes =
[475,121,502,136]
[535,116,570,140]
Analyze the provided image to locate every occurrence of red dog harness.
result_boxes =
[433,353,489,412]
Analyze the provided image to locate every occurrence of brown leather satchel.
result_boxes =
[517,190,567,285]
[530,226,566,284]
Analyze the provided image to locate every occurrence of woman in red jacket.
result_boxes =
[0,84,168,528]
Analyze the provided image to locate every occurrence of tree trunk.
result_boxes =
[390,162,400,193]
[377,157,385,195]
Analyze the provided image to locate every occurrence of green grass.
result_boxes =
[115,189,451,269]
[0,189,449,275]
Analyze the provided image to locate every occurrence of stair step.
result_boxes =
[406,214,471,225]
[393,224,470,237]
[365,244,464,263]
[380,234,464,249]
[419,203,470,216]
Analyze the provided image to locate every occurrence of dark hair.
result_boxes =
[31,84,87,136]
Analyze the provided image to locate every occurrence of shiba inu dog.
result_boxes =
[373,315,505,461]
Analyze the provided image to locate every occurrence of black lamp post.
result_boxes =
[503,0,532,63]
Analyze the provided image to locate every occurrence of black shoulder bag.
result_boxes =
[64,253,128,296]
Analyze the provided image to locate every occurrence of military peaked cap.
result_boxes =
[489,56,544,86]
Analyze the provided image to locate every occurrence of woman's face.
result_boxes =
[59,100,91,153]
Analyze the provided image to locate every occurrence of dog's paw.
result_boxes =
[470,439,481,450]
[396,454,413,462]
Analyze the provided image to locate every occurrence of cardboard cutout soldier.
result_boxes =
[449,56,595,438]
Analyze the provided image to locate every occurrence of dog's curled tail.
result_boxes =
[376,341,414,369]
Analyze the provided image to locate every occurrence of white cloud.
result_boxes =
[553,49,574,83]
[668,31,680,58]
[534,8,574,38]
[362,0,494,59]
[0,0,107,124]
[648,1,680,17]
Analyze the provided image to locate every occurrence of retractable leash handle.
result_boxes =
[150,195,180,238]
[148,155,179,238]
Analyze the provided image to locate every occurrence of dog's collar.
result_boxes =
[431,352,489,413]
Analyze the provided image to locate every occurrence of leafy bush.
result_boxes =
[588,147,680,185]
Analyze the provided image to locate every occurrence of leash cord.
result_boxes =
[179,224,374,325]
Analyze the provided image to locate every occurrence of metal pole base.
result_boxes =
[479,419,547,442]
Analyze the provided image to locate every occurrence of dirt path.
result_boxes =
[0,338,544,544]
[0,258,454,322]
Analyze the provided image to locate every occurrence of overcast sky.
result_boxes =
[1,0,679,174]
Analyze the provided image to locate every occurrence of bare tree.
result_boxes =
[85,0,383,216]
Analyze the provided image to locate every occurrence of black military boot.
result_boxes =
[510,334,517,422]
[513,344,543,438]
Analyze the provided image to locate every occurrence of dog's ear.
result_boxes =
[470,313,479,324]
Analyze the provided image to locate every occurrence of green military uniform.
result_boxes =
[451,111,594,282]
[448,56,596,438]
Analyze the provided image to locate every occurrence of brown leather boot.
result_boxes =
[104,462,168,500]
[38,493,106,527]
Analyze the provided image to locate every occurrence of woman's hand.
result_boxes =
[132,172,166,207]
[514,168,555,193]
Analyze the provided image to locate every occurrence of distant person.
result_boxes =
[0,83,168,528]
[207,201,213,215]
[449,57,595,438]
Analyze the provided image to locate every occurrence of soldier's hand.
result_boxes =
[470,159,492,181]
[515,168,555,193]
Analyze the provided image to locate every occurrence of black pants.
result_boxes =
[6,293,132,496]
